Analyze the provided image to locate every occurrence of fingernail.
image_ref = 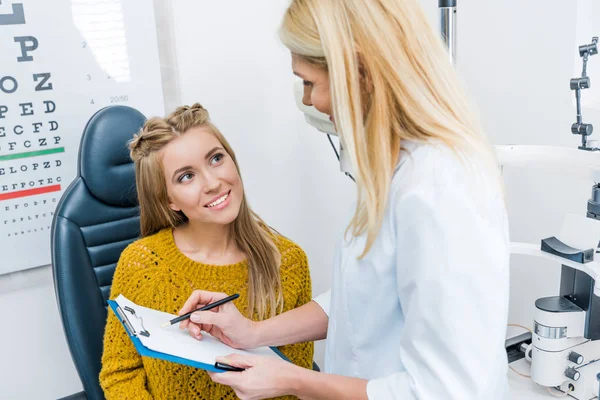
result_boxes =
[190,314,200,323]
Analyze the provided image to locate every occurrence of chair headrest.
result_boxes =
[79,105,146,207]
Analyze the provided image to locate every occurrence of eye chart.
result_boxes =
[0,0,165,274]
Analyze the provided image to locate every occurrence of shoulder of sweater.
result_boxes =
[110,230,171,299]
[271,234,308,271]
[119,228,170,260]
[272,233,304,256]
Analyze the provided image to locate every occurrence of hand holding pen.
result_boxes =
[177,290,259,350]
[162,293,240,327]
[169,292,247,372]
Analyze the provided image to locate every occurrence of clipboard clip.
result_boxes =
[115,305,151,337]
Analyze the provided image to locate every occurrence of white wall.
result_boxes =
[0,267,82,399]
[2,0,597,398]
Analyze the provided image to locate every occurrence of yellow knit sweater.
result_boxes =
[99,228,314,399]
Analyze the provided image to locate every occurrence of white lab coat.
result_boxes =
[314,140,510,399]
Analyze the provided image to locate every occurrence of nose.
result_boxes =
[202,170,221,194]
[302,85,312,107]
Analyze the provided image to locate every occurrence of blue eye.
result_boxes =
[178,172,193,183]
[210,153,224,165]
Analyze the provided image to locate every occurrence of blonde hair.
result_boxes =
[129,104,282,319]
[279,0,502,258]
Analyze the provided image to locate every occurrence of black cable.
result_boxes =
[327,134,340,160]
[326,134,355,182]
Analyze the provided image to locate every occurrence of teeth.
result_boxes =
[208,192,229,207]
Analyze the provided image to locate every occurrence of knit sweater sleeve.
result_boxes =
[99,242,154,400]
[273,240,315,372]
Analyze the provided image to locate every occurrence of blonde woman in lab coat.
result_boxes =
[178,0,510,398]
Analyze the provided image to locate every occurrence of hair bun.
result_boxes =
[189,103,206,111]
[128,129,148,162]
[171,103,208,117]
[168,103,210,130]
[128,103,212,163]
[128,117,170,162]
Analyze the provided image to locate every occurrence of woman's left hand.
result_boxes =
[208,354,299,400]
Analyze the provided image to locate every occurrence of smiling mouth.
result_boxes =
[205,191,230,208]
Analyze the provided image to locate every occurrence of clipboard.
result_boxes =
[107,294,289,373]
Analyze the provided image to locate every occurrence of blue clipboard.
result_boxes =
[107,299,289,373]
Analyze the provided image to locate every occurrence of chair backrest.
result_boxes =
[51,105,146,400]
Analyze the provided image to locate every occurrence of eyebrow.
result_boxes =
[205,146,224,160]
[293,70,306,79]
[171,165,193,182]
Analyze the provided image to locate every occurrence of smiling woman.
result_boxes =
[161,126,244,227]
[98,103,314,400]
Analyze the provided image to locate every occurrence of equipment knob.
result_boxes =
[569,351,584,365]
[565,367,581,381]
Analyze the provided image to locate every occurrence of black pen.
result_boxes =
[160,293,240,328]
[214,362,245,372]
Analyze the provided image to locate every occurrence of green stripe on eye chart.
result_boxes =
[0,147,65,162]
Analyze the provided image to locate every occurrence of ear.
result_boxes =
[168,199,181,212]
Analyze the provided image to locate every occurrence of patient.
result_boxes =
[99,103,314,399]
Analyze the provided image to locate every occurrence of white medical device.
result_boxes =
[499,146,600,399]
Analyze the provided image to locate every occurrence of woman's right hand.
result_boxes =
[178,290,258,349]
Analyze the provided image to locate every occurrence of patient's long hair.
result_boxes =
[128,104,282,319]
[279,0,503,258]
